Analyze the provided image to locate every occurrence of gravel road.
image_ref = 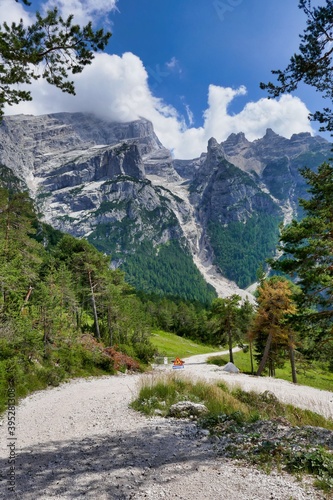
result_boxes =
[0,351,332,500]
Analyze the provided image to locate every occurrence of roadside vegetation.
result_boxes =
[132,374,333,493]
[207,351,333,393]
[0,188,154,414]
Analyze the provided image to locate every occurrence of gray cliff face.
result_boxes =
[199,159,281,225]
[0,113,159,188]
[190,138,282,225]
[0,111,332,293]
[143,147,181,182]
[40,143,145,191]
[196,129,332,218]
[3,114,183,249]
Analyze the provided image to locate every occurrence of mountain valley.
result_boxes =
[1,112,331,302]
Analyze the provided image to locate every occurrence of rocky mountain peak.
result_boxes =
[290,131,312,141]
[206,137,224,164]
[1,112,332,301]
[224,131,249,146]
[0,113,161,187]
[263,128,280,139]
[207,137,219,149]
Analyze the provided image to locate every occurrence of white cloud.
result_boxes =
[173,85,313,158]
[165,56,182,75]
[165,57,178,70]
[0,0,118,26]
[42,0,118,26]
[184,103,194,126]
[3,52,314,159]
[0,0,34,24]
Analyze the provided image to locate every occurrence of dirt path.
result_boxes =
[0,352,332,499]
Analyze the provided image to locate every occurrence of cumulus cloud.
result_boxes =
[3,51,314,159]
[42,0,118,26]
[173,85,314,158]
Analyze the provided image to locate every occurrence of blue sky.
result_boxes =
[1,0,329,158]
[110,0,306,121]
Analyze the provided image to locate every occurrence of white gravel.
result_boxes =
[0,351,332,499]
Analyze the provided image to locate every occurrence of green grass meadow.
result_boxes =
[150,330,221,359]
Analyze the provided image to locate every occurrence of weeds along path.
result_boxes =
[0,354,331,499]
[177,351,333,420]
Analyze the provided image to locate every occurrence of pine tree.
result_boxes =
[261,1,333,133]
[251,278,298,382]
[0,189,43,320]
[211,295,242,363]
[271,163,333,335]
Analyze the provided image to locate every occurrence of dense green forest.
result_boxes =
[0,188,156,411]
[208,214,281,288]
[88,216,216,303]
[120,240,217,304]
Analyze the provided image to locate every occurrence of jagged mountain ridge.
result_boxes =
[0,112,331,301]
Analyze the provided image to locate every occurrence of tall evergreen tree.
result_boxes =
[0,189,43,320]
[211,295,242,363]
[270,163,333,347]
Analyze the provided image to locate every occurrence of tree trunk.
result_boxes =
[289,335,298,384]
[249,340,254,374]
[43,307,49,359]
[88,270,100,340]
[228,326,234,364]
[256,331,273,376]
[21,285,33,313]
[107,304,113,347]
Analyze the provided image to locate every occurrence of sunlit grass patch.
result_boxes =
[150,330,220,359]
[131,373,249,419]
[132,373,333,429]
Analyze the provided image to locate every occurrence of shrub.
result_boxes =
[104,347,140,372]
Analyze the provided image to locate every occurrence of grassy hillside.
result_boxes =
[150,330,220,359]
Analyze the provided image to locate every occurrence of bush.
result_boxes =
[104,347,140,372]
[133,342,155,363]
[38,365,66,387]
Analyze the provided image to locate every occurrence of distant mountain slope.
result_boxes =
[0,112,331,301]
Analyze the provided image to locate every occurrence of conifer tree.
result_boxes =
[270,163,333,341]
[251,278,297,382]
[211,295,242,363]
[261,1,333,133]
[0,189,42,320]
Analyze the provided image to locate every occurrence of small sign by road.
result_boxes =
[172,357,185,369]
